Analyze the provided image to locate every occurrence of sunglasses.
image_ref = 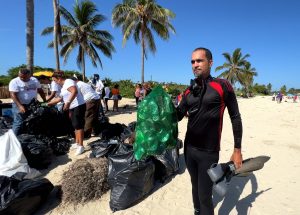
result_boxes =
[191,59,203,64]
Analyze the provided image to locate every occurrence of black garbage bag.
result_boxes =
[152,139,182,182]
[127,121,136,132]
[89,139,119,158]
[152,147,179,182]
[113,142,133,155]
[17,134,53,170]
[0,117,11,136]
[108,147,155,211]
[0,173,54,215]
[93,116,109,136]
[49,137,71,156]
[41,136,71,156]
[93,116,125,140]
[20,99,73,137]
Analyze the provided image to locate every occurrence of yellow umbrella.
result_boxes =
[33,71,53,77]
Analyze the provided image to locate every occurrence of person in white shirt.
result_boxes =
[103,83,111,112]
[89,74,105,116]
[9,68,46,135]
[71,76,100,138]
[47,71,86,156]
[38,75,63,111]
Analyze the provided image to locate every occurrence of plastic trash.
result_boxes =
[134,86,178,160]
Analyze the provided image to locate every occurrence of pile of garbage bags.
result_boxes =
[89,135,181,211]
[0,130,54,215]
[17,134,71,169]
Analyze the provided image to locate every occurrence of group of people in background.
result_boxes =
[8,70,123,156]
[272,92,299,103]
[134,82,152,106]
[89,74,121,113]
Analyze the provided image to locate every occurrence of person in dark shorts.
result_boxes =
[47,71,86,156]
[71,76,100,138]
[176,47,243,215]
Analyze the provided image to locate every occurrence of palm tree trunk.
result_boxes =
[82,51,86,81]
[53,0,60,71]
[141,40,145,84]
[26,0,34,72]
[141,24,145,84]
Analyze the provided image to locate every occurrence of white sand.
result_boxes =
[11,96,299,215]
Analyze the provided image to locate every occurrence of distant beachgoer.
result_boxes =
[89,74,105,116]
[103,84,111,112]
[111,84,120,112]
[163,84,169,93]
[276,92,283,103]
[135,84,142,106]
[9,68,46,135]
[142,82,152,98]
[293,95,298,102]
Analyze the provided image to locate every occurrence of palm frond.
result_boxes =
[41,27,54,35]
[59,5,78,28]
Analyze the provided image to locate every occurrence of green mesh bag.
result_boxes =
[134,85,178,160]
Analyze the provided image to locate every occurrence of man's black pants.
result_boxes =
[185,146,219,215]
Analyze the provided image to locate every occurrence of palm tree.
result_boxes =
[112,0,175,83]
[52,0,62,71]
[215,48,250,86]
[42,0,115,80]
[241,62,257,97]
[26,0,34,72]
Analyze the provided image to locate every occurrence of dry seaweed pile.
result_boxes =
[61,158,109,203]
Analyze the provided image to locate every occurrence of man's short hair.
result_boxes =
[193,47,213,61]
[52,71,65,79]
[19,68,31,75]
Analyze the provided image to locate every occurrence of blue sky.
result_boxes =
[0,0,299,90]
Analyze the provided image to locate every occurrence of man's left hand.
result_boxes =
[230,148,243,169]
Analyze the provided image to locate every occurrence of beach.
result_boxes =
[9,96,298,215]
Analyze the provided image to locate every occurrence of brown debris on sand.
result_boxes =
[61,157,109,203]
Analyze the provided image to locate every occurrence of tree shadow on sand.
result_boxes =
[213,173,271,215]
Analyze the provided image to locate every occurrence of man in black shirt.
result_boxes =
[177,47,243,215]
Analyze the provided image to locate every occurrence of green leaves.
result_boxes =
[112,0,176,83]
[42,0,115,81]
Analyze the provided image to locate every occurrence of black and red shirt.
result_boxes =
[177,76,242,152]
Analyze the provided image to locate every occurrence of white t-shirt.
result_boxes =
[95,79,104,95]
[9,77,41,104]
[50,81,61,96]
[76,81,100,102]
[60,79,85,109]
[104,86,111,99]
